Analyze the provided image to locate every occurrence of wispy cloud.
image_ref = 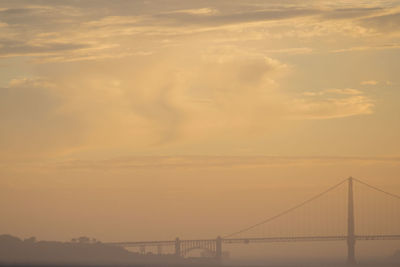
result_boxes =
[290,89,374,120]
[165,8,219,16]
[333,43,400,53]
[360,11,400,33]
[0,2,398,61]
[361,80,379,85]
[28,155,400,171]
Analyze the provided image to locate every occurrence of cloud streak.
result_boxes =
[0,2,399,61]
[289,89,374,120]
[18,155,400,171]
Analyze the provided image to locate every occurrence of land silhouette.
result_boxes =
[0,234,186,266]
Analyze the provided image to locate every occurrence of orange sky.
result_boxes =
[0,0,400,261]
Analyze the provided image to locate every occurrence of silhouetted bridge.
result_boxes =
[108,178,400,264]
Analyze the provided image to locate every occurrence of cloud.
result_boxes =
[0,40,91,58]
[0,5,84,25]
[290,89,374,119]
[263,47,313,55]
[41,47,288,148]
[0,47,283,159]
[0,77,84,160]
[0,42,379,161]
[37,155,400,171]
[331,43,400,53]
[332,43,400,52]
[385,80,393,85]
[0,1,398,62]
[0,1,390,161]
[167,8,219,16]
[360,12,400,33]
[155,7,320,27]
[303,88,363,96]
[320,7,384,20]
[361,80,378,85]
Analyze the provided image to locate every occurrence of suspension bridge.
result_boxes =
[108,177,400,264]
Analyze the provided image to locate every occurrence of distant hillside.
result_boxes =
[0,234,178,265]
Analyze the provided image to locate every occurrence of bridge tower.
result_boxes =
[347,177,356,265]
[175,237,181,257]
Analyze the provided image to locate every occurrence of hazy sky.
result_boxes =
[0,0,400,259]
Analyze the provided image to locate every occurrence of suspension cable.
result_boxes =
[354,178,400,200]
[223,178,348,238]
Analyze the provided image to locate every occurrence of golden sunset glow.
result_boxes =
[1,0,400,265]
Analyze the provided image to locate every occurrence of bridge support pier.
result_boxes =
[347,177,356,265]
[216,236,222,261]
[175,237,181,257]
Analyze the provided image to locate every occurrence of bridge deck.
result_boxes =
[108,234,400,247]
